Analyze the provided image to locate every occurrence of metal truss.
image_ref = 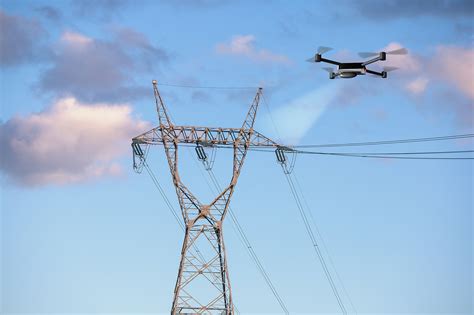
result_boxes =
[132,81,281,314]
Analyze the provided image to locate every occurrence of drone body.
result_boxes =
[307,47,407,79]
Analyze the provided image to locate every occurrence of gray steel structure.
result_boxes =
[131,81,283,314]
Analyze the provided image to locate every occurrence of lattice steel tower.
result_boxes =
[132,81,282,314]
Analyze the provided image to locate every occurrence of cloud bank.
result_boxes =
[38,30,168,102]
[0,98,149,186]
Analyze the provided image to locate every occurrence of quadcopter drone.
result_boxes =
[306,46,407,79]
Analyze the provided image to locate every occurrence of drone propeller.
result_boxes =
[387,48,408,55]
[317,46,333,54]
[306,57,316,63]
[322,67,334,73]
[383,66,399,72]
[359,47,408,58]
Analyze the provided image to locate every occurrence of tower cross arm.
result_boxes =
[132,125,285,148]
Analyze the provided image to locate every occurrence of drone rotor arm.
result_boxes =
[319,57,340,66]
[366,69,384,77]
[362,54,384,66]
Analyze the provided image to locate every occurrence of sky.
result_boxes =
[0,0,473,314]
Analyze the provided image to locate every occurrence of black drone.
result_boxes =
[306,46,407,79]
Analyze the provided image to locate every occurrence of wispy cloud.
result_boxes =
[267,84,340,144]
[435,45,474,99]
[0,98,149,186]
[406,77,429,95]
[216,34,290,64]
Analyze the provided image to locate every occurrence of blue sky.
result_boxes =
[0,0,473,314]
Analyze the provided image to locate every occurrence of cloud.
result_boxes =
[0,10,47,66]
[216,35,290,64]
[351,0,473,19]
[38,30,168,102]
[434,46,474,99]
[369,42,473,127]
[388,43,474,101]
[406,77,429,94]
[381,42,421,73]
[268,84,340,144]
[0,98,149,186]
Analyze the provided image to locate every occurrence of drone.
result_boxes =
[306,46,407,79]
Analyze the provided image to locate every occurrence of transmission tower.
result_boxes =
[131,81,286,314]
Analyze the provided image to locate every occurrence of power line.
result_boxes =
[283,171,347,314]
[228,147,474,160]
[293,134,474,148]
[156,83,258,90]
[292,150,474,160]
[292,173,358,314]
[261,93,284,144]
[317,150,474,155]
[262,90,351,313]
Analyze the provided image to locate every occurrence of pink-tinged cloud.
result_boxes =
[216,35,290,64]
[382,42,473,101]
[382,42,421,72]
[61,30,93,46]
[0,98,150,186]
[435,45,474,99]
[380,42,473,127]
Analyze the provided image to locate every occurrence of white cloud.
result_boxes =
[0,98,150,186]
[268,84,340,144]
[216,34,290,64]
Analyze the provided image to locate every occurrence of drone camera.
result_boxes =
[329,72,336,79]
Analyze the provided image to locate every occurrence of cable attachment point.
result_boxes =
[275,147,297,174]
[196,143,217,171]
[195,143,207,160]
[132,141,149,174]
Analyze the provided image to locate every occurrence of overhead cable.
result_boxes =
[293,134,474,148]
